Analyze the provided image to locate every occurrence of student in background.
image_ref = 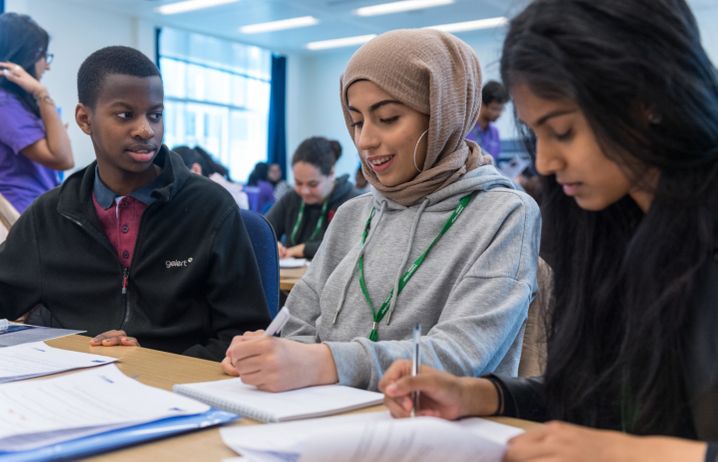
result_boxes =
[223,30,539,392]
[265,136,358,259]
[466,80,508,161]
[0,13,73,213]
[380,1,718,460]
[0,46,270,360]
[268,162,291,201]
[246,162,276,213]
[174,145,249,209]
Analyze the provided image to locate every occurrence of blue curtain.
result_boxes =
[0,1,5,13]
[267,54,287,178]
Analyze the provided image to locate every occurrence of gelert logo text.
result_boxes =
[165,257,193,269]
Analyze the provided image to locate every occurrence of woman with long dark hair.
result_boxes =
[380,0,718,460]
[0,13,73,213]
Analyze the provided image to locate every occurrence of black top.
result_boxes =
[265,174,360,259]
[0,147,270,361]
[491,235,718,459]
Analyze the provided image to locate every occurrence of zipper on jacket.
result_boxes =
[121,267,131,327]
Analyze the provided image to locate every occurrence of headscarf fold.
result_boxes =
[340,29,492,206]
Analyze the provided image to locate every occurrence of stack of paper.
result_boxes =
[0,321,84,347]
[0,364,211,453]
[0,341,117,383]
[220,411,524,462]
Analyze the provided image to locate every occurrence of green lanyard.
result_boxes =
[289,200,329,246]
[358,193,474,341]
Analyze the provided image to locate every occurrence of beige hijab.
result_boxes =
[340,29,492,206]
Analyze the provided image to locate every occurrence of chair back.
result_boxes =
[0,193,20,244]
[518,257,553,377]
[240,208,280,317]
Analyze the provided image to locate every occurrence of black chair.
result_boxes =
[239,208,280,317]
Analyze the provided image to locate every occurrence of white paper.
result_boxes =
[279,258,308,268]
[0,364,209,452]
[0,322,84,347]
[0,341,117,383]
[499,155,531,179]
[221,411,523,462]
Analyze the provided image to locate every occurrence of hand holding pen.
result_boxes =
[221,307,339,391]
[379,359,500,420]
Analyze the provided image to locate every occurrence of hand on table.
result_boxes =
[89,330,140,347]
[503,421,706,462]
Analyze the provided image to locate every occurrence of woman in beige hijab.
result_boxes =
[222,29,541,393]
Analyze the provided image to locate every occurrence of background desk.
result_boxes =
[47,335,539,461]
[279,266,306,292]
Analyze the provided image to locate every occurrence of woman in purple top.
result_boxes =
[0,13,73,213]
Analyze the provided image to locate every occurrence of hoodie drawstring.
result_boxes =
[385,197,429,324]
[332,200,388,324]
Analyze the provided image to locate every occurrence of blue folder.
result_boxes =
[0,409,239,462]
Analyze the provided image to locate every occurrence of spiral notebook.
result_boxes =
[172,378,383,423]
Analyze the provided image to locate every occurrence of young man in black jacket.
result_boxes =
[0,46,270,361]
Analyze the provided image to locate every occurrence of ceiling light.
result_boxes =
[155,0,239,15]
[355,0,454,16]
[306,34,377,51]
[426,16,508,33]
[240,16,319,34]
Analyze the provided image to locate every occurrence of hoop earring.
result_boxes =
[413,129,428,173]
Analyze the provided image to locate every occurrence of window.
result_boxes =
[159,27,272,182]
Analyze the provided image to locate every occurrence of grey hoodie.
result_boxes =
[282,164,541,390]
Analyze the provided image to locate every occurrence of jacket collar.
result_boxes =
[57,145,190,220]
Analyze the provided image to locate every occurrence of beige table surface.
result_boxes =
[45,335,538,461]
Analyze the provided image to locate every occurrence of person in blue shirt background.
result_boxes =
[466,80,508,161]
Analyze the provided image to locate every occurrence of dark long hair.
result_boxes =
[0,13,49,116]
[502,0,718,435]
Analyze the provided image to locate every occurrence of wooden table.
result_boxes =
[279,266,306,292]
[46,335,538,461]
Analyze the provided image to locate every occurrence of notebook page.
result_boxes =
[173,378,383,422]
[0,364,209,452]
[0,341,117,383]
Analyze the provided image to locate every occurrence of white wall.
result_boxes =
[5,0,154,171]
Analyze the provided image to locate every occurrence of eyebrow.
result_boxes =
[347,99,402,113]
[106,101,164,110]
[529,109,577,127]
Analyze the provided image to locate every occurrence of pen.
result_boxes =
[411,323,421,417]
[264,306,291,337]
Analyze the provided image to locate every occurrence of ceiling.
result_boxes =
[65,0,532,54]
[65,0,718,55]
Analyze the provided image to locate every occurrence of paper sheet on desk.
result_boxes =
[0,322,84,347]
[0,364,210,452]
[221,411,523,462]
[279,258,308,268]
[0,341,117,383]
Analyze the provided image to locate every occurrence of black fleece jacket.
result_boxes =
[0,147,270,360]
[265,174,359,258]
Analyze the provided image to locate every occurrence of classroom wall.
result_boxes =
[5,0,155,172]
